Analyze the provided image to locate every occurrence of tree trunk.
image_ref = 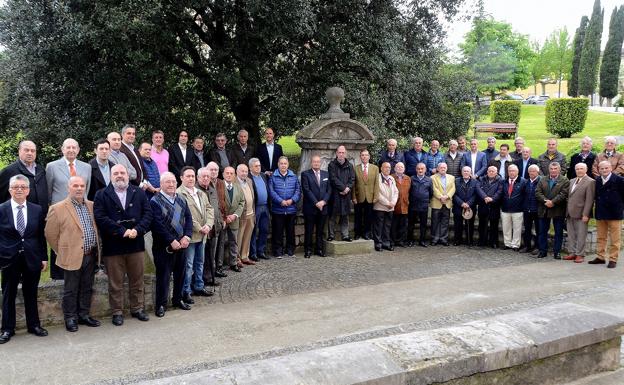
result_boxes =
[534,83,537,95]
[540,83,546,95]
[606,98,612,107]
[230,93,261,144]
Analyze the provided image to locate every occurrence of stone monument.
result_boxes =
[296,87,375,173]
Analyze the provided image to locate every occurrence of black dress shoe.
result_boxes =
[112,314,124,326]
[78,316,101,327]
[230,265,241,272]
[249,255,259,262]
[215,269,228,278]
[491,244,498,249]
[318,252,327,257]
[28,326,48,337]
[537,252,547,258]
[304,252,311,258]
[430,241,437,246]
[363,235,371,240]
[206,280,221,287]
[588,258,606,264]
[343,237,353,242]
[419,241,428,248]
[453,242,462,246]
[354,235,361,240]
[155,306,165,318]
[382,245,394,251]
[173,301,191,310]
[258,254,270,260]
[607,261,617,268]
[519,247,528,253]
[327,236,335,241]
[553,253,561,260]
[65,319,78,332]
[131,310,150,321]
[182,293,195,304]
[193,288,214,297]
[440,242,449,246]
[0,330,13,344]
[375,245,383,252]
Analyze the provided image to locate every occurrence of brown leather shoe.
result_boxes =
[242,259,256,265]
[574,256,585,263]
[607,261,617,269]
[562,255,577,261]
[236,259,244,268]
[588,258,606,264]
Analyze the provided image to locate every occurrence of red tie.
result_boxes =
[363,164,368,181]
[508,179,514,197]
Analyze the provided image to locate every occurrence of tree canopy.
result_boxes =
[599,6,624,103]
[0,0,471,162]
[568,16,589,97]
[578,0,604,98]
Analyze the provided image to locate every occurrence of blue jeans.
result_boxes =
[183,241,205,294]
[538,217,564,254]
[250,204,269,257]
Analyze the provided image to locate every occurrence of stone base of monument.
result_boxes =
[326,238,374,256]
[143,303,624,385]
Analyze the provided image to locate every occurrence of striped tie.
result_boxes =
[16,205,25,236]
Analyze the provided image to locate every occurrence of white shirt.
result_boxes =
[178,143,187,162]
[123,142,142,166]
[470,152,478,172]
[266,142,274,165]
[448,152,457,160]
[11,199,27,231]
[602,173,612,184]
[185,186,201,209]
[115,188,127,208]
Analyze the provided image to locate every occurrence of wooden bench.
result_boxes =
[473,122,518,138]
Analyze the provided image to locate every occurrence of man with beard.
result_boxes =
[328,145,355,242]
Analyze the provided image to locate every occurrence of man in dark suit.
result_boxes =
[567,136,596,180]
[256,127,283,176]
[0,140,49,214]
[191,136,208,169]
[513,147,539,180]
[460,139,488,179]
[248,158,271,260]
[452,166,478,246]
[0,175,48,343]
[231,129,256,167]
[93,164,153,326]
[119,124,146,186]
[500,164,527,251]
[301,154,331,258]
[168,130,197,183]
[88,139,114,200]
[207,133,235,176]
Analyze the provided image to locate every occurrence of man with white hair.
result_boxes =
[564,163,595,263]
[445,140,462,177]
[568,136,596,180]
[46,138,92,279]
[592,136,624,177]
[513,147,539,180]
[430,162,455,246]
[520,165,541,253]
[500,164,526,251]
[378,138,404,171]
[232,129,256,167]
[404,137,428,177]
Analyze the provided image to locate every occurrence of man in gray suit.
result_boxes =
[46,138,92,279]
[222,166,245,272]
[564,163,595,263]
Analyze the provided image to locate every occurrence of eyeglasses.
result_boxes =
[11,186,29,190]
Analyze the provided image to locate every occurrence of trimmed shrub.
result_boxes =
[545,98,589,138]
[490,100,521,138]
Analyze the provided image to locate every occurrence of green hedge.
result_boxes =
[545,98,589,138]
[490,100,521,138]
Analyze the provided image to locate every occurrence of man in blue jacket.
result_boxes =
[476,166,503,248]
[426,140,445,176]
[460,139,488,180]
[269,156,301,258]
[301,155,331,258]
[407,163,432,247]
[404,137,428,178]
[93,164,153,326]
[500,164,526,251]
[452,166,478,246]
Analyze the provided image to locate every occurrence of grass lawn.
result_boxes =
[278,105,623,156]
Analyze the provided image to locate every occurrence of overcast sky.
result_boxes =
[445,0,621,54]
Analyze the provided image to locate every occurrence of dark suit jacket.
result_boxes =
[452,178,478,216]
[513,157,539,179]
[150,195,193,248]
[257,142,284,172]
[568,152,596,180]
[207,146,235,174]
[120,143,145,185]
[93,184,153,256]
[231,143,256,167]
[88,158,114,201]
[301,169,331,216]
[168,144,197,181]
[595,173,624,220]
[0,160,49,214]
[0,201,47,271]
[501,178,527,213]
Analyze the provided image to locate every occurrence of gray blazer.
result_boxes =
[46,157,92,204]
[566,175,595,219]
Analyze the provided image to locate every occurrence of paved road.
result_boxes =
[1,246,622,385]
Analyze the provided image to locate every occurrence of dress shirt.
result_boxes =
[11,199,27,231]
[151,147,169,174]
[184,186,201,209]
[266,142,274,166]
[178,143,187,162]
[71,198,97,252]
[98,159,111,185]
[602,173,612,184]
[19,160,37,176]
[115,188,127,208]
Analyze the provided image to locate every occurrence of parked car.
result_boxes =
[503,94,524,101]
[523,95,539,104]
[535,95,550,105]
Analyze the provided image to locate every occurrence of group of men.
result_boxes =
[0,127,623,345]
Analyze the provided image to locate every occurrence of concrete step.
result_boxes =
[564,368,624,384]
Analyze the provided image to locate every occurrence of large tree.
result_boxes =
[568,16,589,97]
[0,0,469,161]
[578,0,604,101]
[541,28,572,97]
[599,6,624,105]
[460,15,535,98]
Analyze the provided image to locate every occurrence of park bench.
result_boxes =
[473,122,518,138]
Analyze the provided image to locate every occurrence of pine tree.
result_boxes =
[568,16,589,97]
[599,6,624,105]
[578,0,604,102]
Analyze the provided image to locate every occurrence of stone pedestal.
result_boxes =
[326,239,374,256]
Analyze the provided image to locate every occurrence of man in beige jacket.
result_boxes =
[430,162,456,246]
[564,163,595,263]
[45,175,100,332]
[373,162,398,252]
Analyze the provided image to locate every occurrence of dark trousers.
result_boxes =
[354,201,374,238]
[203,229,224,283]
[453,214,475,245]
[153,247,187,308]
[522,212,539,250]
[272,213,296,256]
[408,210,428,242]
[431,207,450,243]
[538,216,565,254]
[49,249,64,280]
[373,210,393,247]
[62,251,96,320]
[478,211,500,246]
[391,213,408,245]
[304,212,327,254]
[1,252,41,332]
[250,204,270,257]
